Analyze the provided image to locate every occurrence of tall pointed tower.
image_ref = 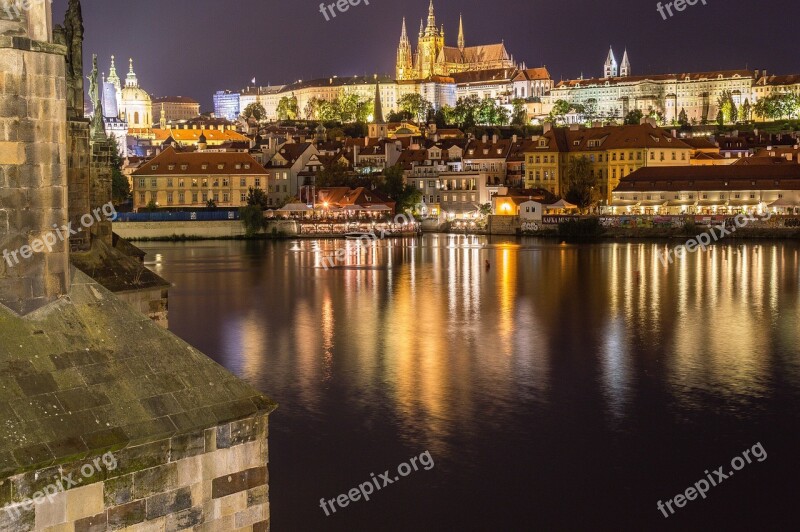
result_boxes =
[604,47,618,78]
[458,14,465,51]
[396,18,414,80]
[418,0,444,79]
[620,49,631,77]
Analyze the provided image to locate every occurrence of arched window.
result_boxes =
[134,112,140,124]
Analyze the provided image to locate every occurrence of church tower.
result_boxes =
[620,49,631,77]
[396,18,414,80]
[106,55,122,111]
[604,47,618,78]
[458,14,465,51]
[416,0,444,79]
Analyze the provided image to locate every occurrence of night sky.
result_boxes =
[52,0,800,112]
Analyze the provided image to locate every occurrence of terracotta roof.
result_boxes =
[267,142,314,168]
[756,74,800,86]
[131,147,266,176]
[464,139,513,160]
[151,128,248,143]
[527,124,692,152]
[513,67,551,82]
[681,137,719,150]
[614,165,800,192]
[732,156,797,166]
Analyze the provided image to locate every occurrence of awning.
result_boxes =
[639,200,668,207]
[366,205,392,212]
[277,203,313,212]
[609,199,640,207]
[666,200,695,207]
[547,199,578,209]
[343,205,365,211]
[769,197,799,207]
[696,200,725,207]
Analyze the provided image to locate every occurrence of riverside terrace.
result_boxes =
[608,164,800,215]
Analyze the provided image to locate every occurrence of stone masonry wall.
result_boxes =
[0,413,271,531]
[89,138,113,247]
[116,286,169,328]
[67,119,91,252]
[0,41,70,315]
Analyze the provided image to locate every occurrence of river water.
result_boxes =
[138,236,800,530]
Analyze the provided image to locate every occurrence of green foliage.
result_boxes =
[375,164,421,213]
[564,156,601,211]
[206,198,217,209]
[398,94,432,123]
[717,90,738,124]
[145,199,158,212]
[242,102,266,121]
[311,92,372,123]
[678,108,689,126]
[316,162,354,188]
[246,186,268,209]
[387,110,413,122]
[753,93,800,121]
[277,95,299,120]
[239,205,266,237]
[624,109,644,125]
[548,99,579,124]
[108,137,130,205]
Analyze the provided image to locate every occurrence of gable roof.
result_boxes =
[132,147,267,176]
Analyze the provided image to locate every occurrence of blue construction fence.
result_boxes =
[115,210,240,222]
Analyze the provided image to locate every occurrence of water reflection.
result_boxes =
[139,236,800,528]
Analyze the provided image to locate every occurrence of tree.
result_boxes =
[304,97,322,120]
[548,100,573,124]
[239,205,265,237]
[624,109,644,125]
[511,98,528,126]
[583,99,599,122]
[241,102,266,121]
[717,90,736,124]
[741,99,752,122]
[376,164,422,213]
[108,137,130,205]
[398,94,432,123]
[316,162,354,188]
[753,93,800,121]
[564,156,601,211]
[678,108,689,126]
[387,110,413,122]
[276,95,299,120]
[246,186,268,209]
[206,198,217,209]
[326,127,345,141]
[451,95,481,128]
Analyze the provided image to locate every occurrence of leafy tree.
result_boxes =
[583,99,599,122]
[326,127,345,141]
[375,164,421,213]
[548,99,573,124]
[145,199,158,212]
[304,97,322,120]
[398,94,432,123]
[753,93,800,121]
[479,203,492,217]
[510,99,528,126]
[316,161,353,187]
[206,198,217,209]
[246,186,268,209]
[452,95,481,128]
[241,102,266,121]
[108,137,130,205]
[716,110,724,127]
[678,108,689,126]
[276,95,299,120]
[564,156,601,211]
[387,110,413,122]
[717,90,736,124]
[239,205,265,237]
[624,109,644,125]
[740,99,752,122]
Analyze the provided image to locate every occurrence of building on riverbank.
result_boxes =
[131,147,268,210]
[523,121,694,201]
[610,165,800,215]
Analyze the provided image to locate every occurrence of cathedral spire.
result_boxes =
[400,17,408,43]
[419,19,424,38]
[373,83,384,124]
[604,46,618,78]
[125,58,138,88]
[426,0,436,34]
[458,13,465,51]
[620,48,631,77]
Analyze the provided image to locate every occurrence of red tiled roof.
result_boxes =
[614,165,800,192]
[131,147,267,176]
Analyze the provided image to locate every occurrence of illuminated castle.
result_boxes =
[396,1,516,80]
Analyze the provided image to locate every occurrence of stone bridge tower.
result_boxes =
[0,0,69,315]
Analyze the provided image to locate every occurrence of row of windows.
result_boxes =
[138,177,259,188]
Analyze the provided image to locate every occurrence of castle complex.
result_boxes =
[396,1,517,80]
